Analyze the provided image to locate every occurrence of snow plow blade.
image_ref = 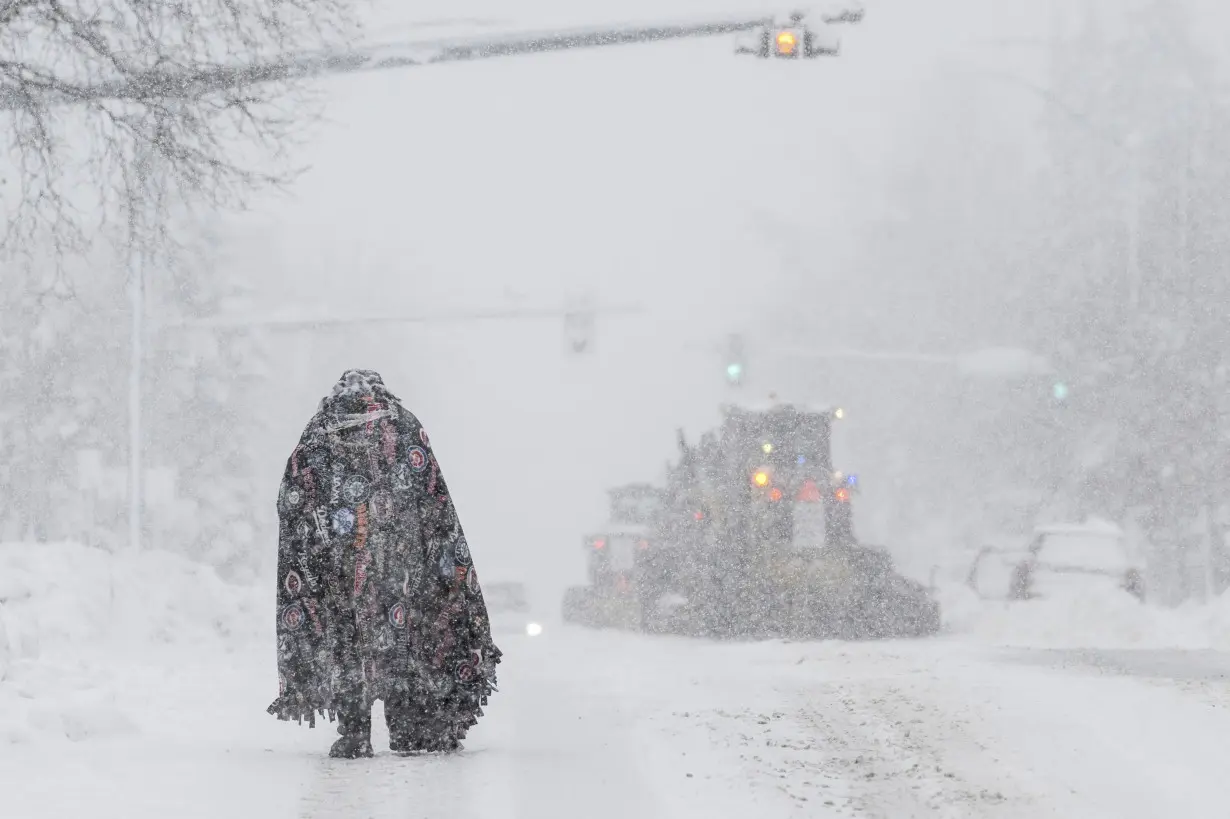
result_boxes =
[637,542,942,641]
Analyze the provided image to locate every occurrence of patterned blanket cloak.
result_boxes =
[267,370,500,733]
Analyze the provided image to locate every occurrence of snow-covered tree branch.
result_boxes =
[0,0,359,262]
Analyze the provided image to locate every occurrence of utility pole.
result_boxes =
[127,144,149,555]
[128,244,143,555]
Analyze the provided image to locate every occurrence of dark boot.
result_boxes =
[391,729,462,754]
[386,695,463,755]
[386,694,426,754]
[419,732,462,753]
[329,702,374,759]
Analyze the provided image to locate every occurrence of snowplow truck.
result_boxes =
[640,401,940,640]
[561,483,665,630]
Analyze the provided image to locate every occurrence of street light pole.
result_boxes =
[127,257,143,555]
[125,137,155,556]
[127,194,145,556]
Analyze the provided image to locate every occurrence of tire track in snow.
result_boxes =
[648,641,1044,818]
[783,678,1036,817]
[703,640,1230,819]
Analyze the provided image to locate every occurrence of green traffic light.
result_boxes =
[726,362,743,382]
[1052,382,1069,401]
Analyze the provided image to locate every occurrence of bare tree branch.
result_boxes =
[0,0,361,269]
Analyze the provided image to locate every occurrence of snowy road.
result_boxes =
[5,615,1230,819]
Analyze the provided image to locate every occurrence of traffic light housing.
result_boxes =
[775,30,798,56]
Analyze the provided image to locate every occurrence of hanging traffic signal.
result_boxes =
[1052,381,1069,402]
[726,362,744,384]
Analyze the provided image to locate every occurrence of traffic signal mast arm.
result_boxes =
[151,302,644,331]
[0,3,864,109]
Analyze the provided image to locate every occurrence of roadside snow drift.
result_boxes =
[0,542,268,746]
[938,581,1230,650]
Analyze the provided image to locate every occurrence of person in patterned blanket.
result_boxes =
[267,369,500,759]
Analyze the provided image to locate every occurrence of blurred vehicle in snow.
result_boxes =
[647,400,939,640]
[733,4,862,59]
[561,484,663,630]
[967,520,1146,603]
[563,401,941,640]
[483,580,547,638]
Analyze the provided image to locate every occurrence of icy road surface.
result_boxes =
[5,622,1230,818]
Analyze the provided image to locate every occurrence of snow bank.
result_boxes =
[0,541,266,659]
[937,582,1230,650]
[0,542,267,745]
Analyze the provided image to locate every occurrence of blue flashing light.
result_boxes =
[846,474,858,487]
[797,455,806,465]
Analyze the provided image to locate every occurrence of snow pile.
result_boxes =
[937,581,1230,650]
[0,541,267,745]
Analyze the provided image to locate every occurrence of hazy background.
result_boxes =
[8,0,1230,605]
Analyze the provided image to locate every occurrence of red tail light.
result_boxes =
[592,538,606,550]
[796,479,822,502]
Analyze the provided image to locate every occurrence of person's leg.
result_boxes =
[418,690,466,753]
[330,693,374,759]
[387,686,464,754]
[385,691,419,753]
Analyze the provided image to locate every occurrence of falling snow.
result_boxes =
[4,0,1230,816]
